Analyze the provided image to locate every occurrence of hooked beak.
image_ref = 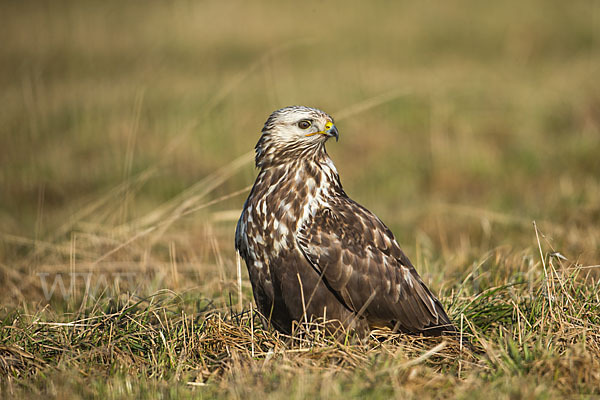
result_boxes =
[325,122,339,142]
[305,121,339,142]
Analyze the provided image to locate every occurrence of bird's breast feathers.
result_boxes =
[237,160,340,260]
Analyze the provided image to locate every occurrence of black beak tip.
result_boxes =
[329,126,339,142]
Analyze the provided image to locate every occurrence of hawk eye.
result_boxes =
[297,120,311,129]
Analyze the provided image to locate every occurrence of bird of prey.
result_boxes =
[235,106,456,337]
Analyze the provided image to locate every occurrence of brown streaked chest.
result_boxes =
[238,160,338,259]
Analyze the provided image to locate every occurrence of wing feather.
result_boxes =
[297,198,455,334]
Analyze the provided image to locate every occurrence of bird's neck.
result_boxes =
[255,137,332,169]
[253,154,343,201]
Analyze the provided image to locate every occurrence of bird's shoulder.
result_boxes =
[302,194,410,265]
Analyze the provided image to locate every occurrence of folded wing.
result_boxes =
[297,199,455,335]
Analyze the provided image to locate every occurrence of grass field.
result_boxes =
[1,0,600,398]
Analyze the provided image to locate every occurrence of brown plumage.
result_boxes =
[235,106,456,337]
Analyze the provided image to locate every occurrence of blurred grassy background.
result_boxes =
[2,1,600,397]
[1,0,599,309]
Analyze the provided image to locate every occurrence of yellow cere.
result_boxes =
[305,121,334,137]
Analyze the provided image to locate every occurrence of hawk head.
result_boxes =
[255,106,339,168]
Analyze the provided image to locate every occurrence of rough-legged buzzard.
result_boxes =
[235,106,456,337]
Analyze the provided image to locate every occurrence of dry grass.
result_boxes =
[1,147,599,397]
[1,0,600,398]
[2,251,599,398]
